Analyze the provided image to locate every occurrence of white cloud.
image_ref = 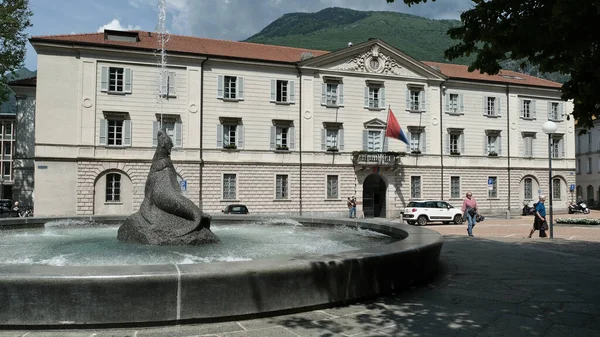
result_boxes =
[97,18,142,32]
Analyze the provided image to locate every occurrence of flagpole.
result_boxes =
[383,105,390,152]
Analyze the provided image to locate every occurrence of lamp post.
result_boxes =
[542,120,558,239]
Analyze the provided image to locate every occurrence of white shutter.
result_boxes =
[532,100,537,119]
[406,131,412,152]
[382,131,388,151]
[445,134,450,154]
[520,99,525,117]
[216,124,223,148]
[321,83,327,105]
[152,121,158,147]
[379,88,385,108]
[498,135,502,155]
[484,135,488,155]
[560,138,565,158]
[124,68,132,93]
[321,129,326,150]
[270,80,276,102]
[364,87,369,108]
[419,90,426,111]
[101,66,108,92]
[217,75,224,99]
[339,129,344,151]
[238,125,244,149]
[236,76,244,100]
[288,80,295,103]
[123,120,131,146]
[521,136,526,157]
[460,134,465,153]
[445,94,450,113]
[560,102,565,121]
[547,102,552,120]
[175,121,182,148]
[289,127,295,150]
[337,84,344,106]
[99,119,107,145]
[421,132,427,153]
[362,130,368,150]
[168,72,176,96]
[270,126,276,149]
[497,97,502,116]
[458,94,464,112]
[405,89,411,110]
[483,97,488,116]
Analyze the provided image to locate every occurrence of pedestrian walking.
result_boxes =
[351,197,357,218]
[528,195,549,238]
[462,191,478,237]
[347,197,353,218]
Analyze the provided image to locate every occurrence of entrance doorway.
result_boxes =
[362,174,387,218]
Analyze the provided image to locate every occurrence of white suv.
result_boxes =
[403,200,464,226]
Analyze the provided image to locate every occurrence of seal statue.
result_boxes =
[117,129,220,245]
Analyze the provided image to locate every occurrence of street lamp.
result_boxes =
[542,120,558,239]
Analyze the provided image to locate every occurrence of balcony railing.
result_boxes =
[352,151,405,167]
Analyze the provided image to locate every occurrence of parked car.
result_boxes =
[222,204,249,214]
[403,200,464,226]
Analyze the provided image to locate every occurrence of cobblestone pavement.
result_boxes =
[1,213,599,337]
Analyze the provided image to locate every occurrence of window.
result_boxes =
[326,175,338,199]
[520,99,536,119]
[276,174,288,199]
[407,127,426,154]
[450,176,460,199]
[0,121,14,180]
[524,178,533,200]
[485,131,501,156]
[406,88,425,112]
[321,81,344,107]
[223,174,236,200]
[3,123,12,139]
[270,121,295,150]
[522,132,535,157]
[217,75,244,101]
[488,176,498,198]
[576,134,581,154]
[365,130,384,151]
[589,133,593,152]
[588,158,592,173]
[153,118,182,148]
[100,66,132,94]
[411,176,421,199]
[445,93,463,114]
[321,123,344,151]
[548,102,562,121]
[160,71,176,97]
[484,96,501,117]
[364,86,385,109]
[446,129,464,155]
[551,135,565,158]
[577,159,581,174]
[270,80,295,103]
[217,118,244,149]
[106,173,121,202]
[552,178,561,200]
[100,115,131,147]
[3,142,10,160]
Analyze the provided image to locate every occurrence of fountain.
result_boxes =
[0,0,443,327]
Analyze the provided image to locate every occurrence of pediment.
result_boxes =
[301,40,446,81]
[364,118,387,129]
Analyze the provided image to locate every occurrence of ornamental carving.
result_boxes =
[337,44,404,75]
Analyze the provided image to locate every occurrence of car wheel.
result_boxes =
[417,215,428,226]
[453,214,464,224]
[407,220,416,225]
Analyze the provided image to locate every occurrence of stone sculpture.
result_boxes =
[117,129,220,245]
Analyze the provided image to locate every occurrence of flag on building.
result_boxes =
[385,108,409,145]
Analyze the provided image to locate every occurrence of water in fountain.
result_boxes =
[0,220,395,266]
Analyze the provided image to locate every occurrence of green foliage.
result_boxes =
[0,0,32,104]
[555,218,600,225]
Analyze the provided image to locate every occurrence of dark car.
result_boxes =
[222,204,249,214]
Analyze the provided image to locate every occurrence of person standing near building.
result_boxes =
[347,197,353,218]
[462,192,478,237]
[351,196,357,218]
[528,195,548,238]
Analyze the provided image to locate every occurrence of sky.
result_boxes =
[23,0,473,71]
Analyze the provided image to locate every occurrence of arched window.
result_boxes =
[552,178,561,200]
[106,173,121,202]
[587,185,595,204]
[524,178,533,199]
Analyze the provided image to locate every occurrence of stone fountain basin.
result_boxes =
[0,215,443,327]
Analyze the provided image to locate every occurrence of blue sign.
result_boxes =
[570,184,575,191]
[487,178,493,185]
[180,180,187,191]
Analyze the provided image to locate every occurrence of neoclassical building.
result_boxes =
[575,119,600,207]
[27,30,576,217]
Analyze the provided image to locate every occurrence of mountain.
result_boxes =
[6,67,36,81]
[245,7,569,83]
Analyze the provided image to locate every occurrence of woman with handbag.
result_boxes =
[528,195,549,238]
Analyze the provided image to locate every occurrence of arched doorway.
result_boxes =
[94,170,133,215]
[363,174,387,218]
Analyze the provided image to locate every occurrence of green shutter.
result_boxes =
[288,80,295,103]
[123,120,131,146]
[101,66,108,92]
[124,68,132,93]
[99,119,107,145]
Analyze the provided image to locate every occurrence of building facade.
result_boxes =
[28,30,576,217]
[575,119,600,207]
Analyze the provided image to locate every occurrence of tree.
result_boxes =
[388,0,600,129]
[0,0,32,104]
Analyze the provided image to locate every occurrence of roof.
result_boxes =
[30,30,329,64]
[7,76,37,87]
[29,30,562,89]
[424,61,562,89]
